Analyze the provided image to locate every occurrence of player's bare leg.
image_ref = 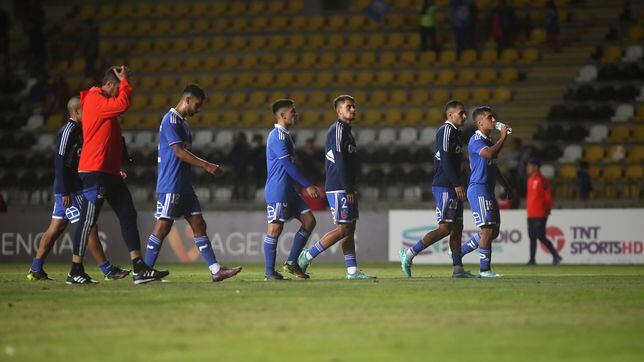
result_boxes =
[187,214,241,282]
[35,219,69,261]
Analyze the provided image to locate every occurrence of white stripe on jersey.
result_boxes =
[443,125,451,152]
[326,149,335,163]
[336,123,342,152]
[59,122,74,156]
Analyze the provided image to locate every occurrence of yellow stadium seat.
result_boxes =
[236,73,255,87]
[427,107,444,125]
[471,88,492,104]
[499,68,519,83]
[609,125,631,142]
[261,53,278,67]
[319,53,337,67]
[529,29,546,45]
[228,93,247,107]
[145,58,163,72]
[240,55,258,68]
[478,68,497,84]
[584,146,605,163]
[347,34,365,49]
[296,72,314,86]
[492,87,512,103]
[291,16,307,29]
[229,35,248,51]
[390,89,408,105]
[369,90,388,106]
[221,111,239,127]
[154,20,172,35]
[625,165,643,180]
[626,146,644,163]
[385,13,407,29]
[229,1,247,15]
[327,34,344,49]
[367,34,385,49]
[248,36,266,50]
[96,4,116,19]
[416,70,434,85]
[215,73,235,88]
[387,33,406,48]
[418,51,437,65]
[458,50,478,65]
[159,76,176,90]
[307,91,327,107]
[601,45,622,63]
[404,108,424,125]
[337,52,357,67]
[132,21,151,36]
[248,1,266,15]
[499,48,519,64]
[557,165,577,180]
[383,109,403,125]
[270,16,289,29]
[355,71,374,86]
[247,91,268,107]
[379,51,397,67]
[456,69,477,84]
[221,55,238,69]
[277,53,298,68]
[165,57,182,71]
[241,111,261,126]
[202,57,220,70]
[429,89,449,104]
[632,125,644,142]
[309,15,326,29]
[358,52,377,67]
[196,74,214,89]
[398,51,417,66]
[452,88,470,103]
[299,52,317,68]
[316,71,335,86]
[78,5,96,20]
[150,94,169,110]
[635,105,644,122]
[69,58,85,74]
[397,70,416,85]
[173,20,190,35]
[602,165,623,181]
[481,49,498,64]
[606,145,626,162]
[289,34,306,49]
[406,34,421,49]
[253,72,272,88]
[328,15,346,28]
[627,25,643,42]
[374,71,395,86]
[438,50,457,66]
[140,76,157,91]
[409,90,429,106]
[131,95,149,111]
[336,71,354,84]
[210,37,227,51]
[363,110,382,125]
[435,70,455,85]
[154,39,171,53]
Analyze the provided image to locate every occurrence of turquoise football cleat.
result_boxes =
[297,248,310,273]
[399,249,412,277]
[479,270,502,278]
[452,270,478,278]
[346,270,377,280]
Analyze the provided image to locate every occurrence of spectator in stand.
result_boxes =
[545,0,560,51]
[43,75,70,119]
[296,138,324,184]
[230,132,251,200]
[577,161,593,200]
[526,158,562,265]
[419,0,438,52]
[250,134,266,190]
[363,0,390,22]
[491,0,516,52]
[29,71,49,110]
[451,0,477,55]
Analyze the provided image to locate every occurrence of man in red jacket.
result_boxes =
[526,158,562,265]
[69,66,168,284]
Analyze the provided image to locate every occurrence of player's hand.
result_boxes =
[346,192,356,204]
[113,65,129,81]
[305,185,321,199]
[499,123,509,137]
[119,170,127,180]
[455,186,466,201]
[62,195,72,208]
[205,162,223,176]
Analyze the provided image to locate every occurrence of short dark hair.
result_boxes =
[271,99,294,115]
[472,105,493,122]
[102,67,120,85]
[183,84,206,100]
[333,94,354,109]
[444,100,464,118]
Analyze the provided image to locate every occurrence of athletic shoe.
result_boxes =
[283,262,309,279]
[399,249,412,277]
[132,267,170,285]
[264,270,289,281]
[346,270,377,280]
[26,269,53,281]
[526,260,536,266]
[212,266,242,282]
[552,255,563,265]
[104,265,131,280]
[479,270,502,278]
[452,270,478,278]
[297,248,310,273]
[66,272,98,285]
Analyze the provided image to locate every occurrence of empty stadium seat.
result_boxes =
[585,125,608,142]
[583,146,604,163]
[611,104,634,122]
[559,145,582,163]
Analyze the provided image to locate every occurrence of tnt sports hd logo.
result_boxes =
[541,226,566,254]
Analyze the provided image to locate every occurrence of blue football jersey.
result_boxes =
[157,108,193,194]
[468,130,496,190]
[433,121,463,188]
[265,124,297,203]
[325,120,357,192]
[53,119,83,194]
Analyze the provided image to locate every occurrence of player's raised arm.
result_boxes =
[93,66,132,118]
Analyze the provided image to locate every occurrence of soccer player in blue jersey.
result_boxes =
[27,97,129,283]
[263,99,321,280]
[460,106,515,278]
[399,100,476,278]
[143,85,241,282]
[297,95,376,280]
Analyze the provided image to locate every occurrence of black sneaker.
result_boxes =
[264,270,290,281]
[132,267,170,284]
[104,265,131,280]
[282,262,310,279]
[66,272,98,285]
[27,269,53,281]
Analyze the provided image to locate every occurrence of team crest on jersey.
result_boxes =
[455,145,462,154]
[347,144,357,153]
[341,210,349,218]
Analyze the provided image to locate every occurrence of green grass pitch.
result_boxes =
[1,263,643,362]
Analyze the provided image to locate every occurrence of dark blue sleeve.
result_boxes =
[438,127,462,187]
[333,126,353,193]
[55,125,78,195]
[278,157,311,188]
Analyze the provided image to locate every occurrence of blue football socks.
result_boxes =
[31,258,44,272]
[287,228,311,264]
[462,233,481,255]
[144,234,163,267]
[263,235,278,276]
[98,260,113,275]
[479,247,491,272]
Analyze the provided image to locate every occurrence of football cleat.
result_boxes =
[479,270,502,278]
[104,265,131,280]
[132,267,170,285]
[452,270,478,278]
[211,266,242,282]
[66,272,98,285]
[346,270,377,280]
[297,248,310,273]
[264,270,290,281]
[27,269,53,281]
[552,255,563,265]
[283,262,309,279]
[399,249,412,277]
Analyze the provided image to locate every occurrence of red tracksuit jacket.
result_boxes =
[78,79,132,175]
[526,171,553,218]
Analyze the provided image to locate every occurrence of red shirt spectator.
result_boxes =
[526,165,553,218]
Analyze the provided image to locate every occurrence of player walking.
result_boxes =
[262,99,321,280]
[69,66,168,284]
[297,95,376,280]
[399,100,476,278]
[143,85,241,282]
[459,106,515,277]
[27,96,129,282]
